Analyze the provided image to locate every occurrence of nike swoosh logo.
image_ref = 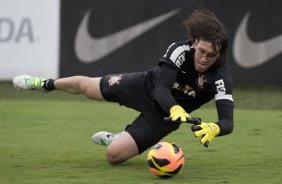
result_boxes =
[233,11,282,68]
[75,9,180,63]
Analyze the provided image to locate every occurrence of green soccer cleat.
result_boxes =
[91,131,123,146]
[13,75,47,92]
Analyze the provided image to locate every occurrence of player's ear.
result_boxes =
[193,39,199,47]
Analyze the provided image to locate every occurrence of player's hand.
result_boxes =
[191,122,220,147]
[169,105,190,122]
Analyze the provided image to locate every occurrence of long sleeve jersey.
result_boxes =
[145,40,234,135]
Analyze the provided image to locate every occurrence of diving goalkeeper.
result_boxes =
[13,9,234,164]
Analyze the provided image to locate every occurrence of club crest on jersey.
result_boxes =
[197,74,207,88]
[108,75,122,86]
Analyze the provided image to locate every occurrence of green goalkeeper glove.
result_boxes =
[191,122,220,147]
[169,105,190,122]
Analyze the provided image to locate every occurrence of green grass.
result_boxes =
[1,82,282,184]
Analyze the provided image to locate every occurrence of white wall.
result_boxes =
[0,0,60,80]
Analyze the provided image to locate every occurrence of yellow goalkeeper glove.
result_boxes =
[191,122,220,147]
[169,105,190,122]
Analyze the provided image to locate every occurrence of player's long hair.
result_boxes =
[182,8,229,68]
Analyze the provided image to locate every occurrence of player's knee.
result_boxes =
[106,146,125,164]
[79,78,96,99]
[79,77,102,100]
[77,77,90,92]
[84,87,95,100]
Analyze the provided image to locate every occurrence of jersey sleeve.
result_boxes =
[153,63,179,114]
[211,76,235,135]
[159,42,192,69]
[154,42,193,114]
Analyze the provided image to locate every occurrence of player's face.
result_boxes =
[193,39,219,73]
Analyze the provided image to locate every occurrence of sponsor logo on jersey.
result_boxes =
[215,79,226,95]
[173,83,196,97]
[171,51,185,68]
[168,45,190,68]
[214,79,233,101]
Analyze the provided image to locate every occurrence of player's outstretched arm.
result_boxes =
[191,100,234,147]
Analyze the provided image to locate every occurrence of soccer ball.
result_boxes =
[147,141,185,178]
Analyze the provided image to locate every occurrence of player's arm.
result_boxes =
[192,78,234,147]
[153,63,190,122]
[216,99,234,136]
[214,77,234,136]
[191,100,234,147]
[153,63,177,113]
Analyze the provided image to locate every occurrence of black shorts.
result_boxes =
[100,72,181,154]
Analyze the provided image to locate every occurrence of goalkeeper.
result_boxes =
[13,9,234,164]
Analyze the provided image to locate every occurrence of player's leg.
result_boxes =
[54,76,104,100]
[105,131,139,164]
[13,75,105,101]
[93,111,181,164]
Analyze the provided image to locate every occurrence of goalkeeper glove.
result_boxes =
[191,122,220,147]
[169,105,190,122]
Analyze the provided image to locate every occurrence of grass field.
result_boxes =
[1,81,282,184]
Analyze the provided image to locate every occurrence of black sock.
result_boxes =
[43,79,56,91]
